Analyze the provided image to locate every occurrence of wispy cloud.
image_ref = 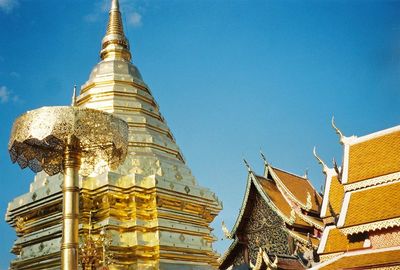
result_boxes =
[0,86,10,103]
[0,0,19,14]
[0,86,22,104]
[127,11,142,27]
[10,71,20,78]
[84,0,145,28]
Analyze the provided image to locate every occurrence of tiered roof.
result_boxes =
[220,158,323,269]
[315,123,400,268]
[272,168,322,214]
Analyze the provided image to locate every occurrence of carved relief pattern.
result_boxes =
[231,246,245,267]
[245,192,290,264]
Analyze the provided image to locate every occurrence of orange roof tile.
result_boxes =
[319,248,400,270]
[347,130,400,184]
[256,176,310,227]
[321,227,364,255]
[342,181,400,228]
[273,167,322,213]
[326,175,344,217]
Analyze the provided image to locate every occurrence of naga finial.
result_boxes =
[313,146,328,174]
[260,149,268,166]
[243,158,252,172]
[221,221,233,239]
[303,168,309,179]
[252,247,263,270]
[331,116,345,144]
[333,157,342,181]
[262,249,278,269]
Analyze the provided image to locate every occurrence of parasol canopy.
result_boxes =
[8,106,129,176]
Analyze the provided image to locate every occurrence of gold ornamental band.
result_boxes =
[63,159,81,168]
[61,243,79,249]
[63,214,80,219]
[62,187,80,192]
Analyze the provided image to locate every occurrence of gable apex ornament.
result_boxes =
[243,158,252,172]
[303,168,309,179]
[331,116,357,144]
[331,116,345,144]
[260,149,268,166]
[313,146,328,174]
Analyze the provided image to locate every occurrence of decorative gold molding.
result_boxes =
[344,172,400,192]
[341,217,400,235]
[319,252,343,262]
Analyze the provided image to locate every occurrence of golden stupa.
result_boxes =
[6,0,222,269]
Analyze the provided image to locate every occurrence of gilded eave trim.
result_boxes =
[344,171,400,192]
[340,217,400,236]
[218,238,239,266]
[251,174,295,226]
[296,210,324,231]
[320,168,337,218]
[230,173,253,236]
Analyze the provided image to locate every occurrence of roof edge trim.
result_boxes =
[320,169,337,218]
[230,172,253,236]
[269,166,314,212]
[252,174,295,225]
[340,217,400,236]
[349,125,400,146]
[344,171,400,192]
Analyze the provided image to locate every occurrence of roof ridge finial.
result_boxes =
[100,0,132,61]
[71,84,77,106]
[331,116,346,145]
[243,158,252,172]
[260,149,268,166]
[313,146,328,174]
[303,168,309,179]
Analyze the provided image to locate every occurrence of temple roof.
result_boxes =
[337,181,400,234]
[229,164,323,237]
[317,226,364,255]
[315,247,400,270]
[321,174,344,218]
[270,167,322,213]
[344,126,400,185]
[256,175,310,227]
[221,161,323,269]
[317,123,400,267]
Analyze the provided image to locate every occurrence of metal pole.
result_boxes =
[61,135,81,270]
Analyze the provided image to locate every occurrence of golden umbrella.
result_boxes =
[8,105,128,270]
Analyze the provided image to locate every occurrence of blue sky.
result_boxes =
[1,0,400,267]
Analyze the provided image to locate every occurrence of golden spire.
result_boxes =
[100,0,132,61]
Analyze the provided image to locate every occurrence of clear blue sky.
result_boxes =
[1,0,400,268]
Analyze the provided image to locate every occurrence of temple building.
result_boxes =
[5,1,222,269]
[219,155,323,270]
[312,121,400,269]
